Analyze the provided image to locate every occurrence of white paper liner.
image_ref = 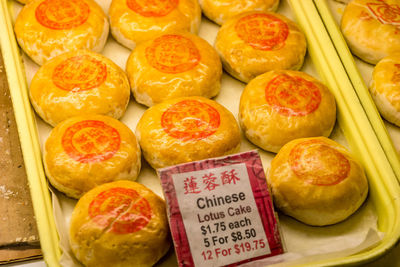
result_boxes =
[10,0,383,266]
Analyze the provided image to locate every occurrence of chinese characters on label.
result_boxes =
[159,151,284,267]
[172,163,270,267]
[183,169,241,194]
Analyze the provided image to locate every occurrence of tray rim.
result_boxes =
[288,0,400,265]
[0,0,61,266]
[313,0,400,190]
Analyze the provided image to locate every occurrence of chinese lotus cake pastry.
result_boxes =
[239,70,336,153]
[44,115,141,199]
[215,11,307,83]
[341,0,400,64]
[14,0,109,65]
[69,180,170,267]
[370,54,400,126]
[199,0,280,25]
[126,32,222,107]
[29,50,130,127]
[136,96,241,169]
[268,137,369,226]
[109,0,201,50]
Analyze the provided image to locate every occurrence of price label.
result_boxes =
[172,163,269,266]
[159,151,284,266]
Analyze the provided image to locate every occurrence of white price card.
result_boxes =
[158,151,284,267]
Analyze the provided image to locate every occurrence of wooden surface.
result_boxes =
[0,51,42,263]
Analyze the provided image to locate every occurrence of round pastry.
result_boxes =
[215,11,307,83]
[126,32,222,107]
[239,70,336,153]
[268,137,369,226]
[44,115,141,199]
[70,180,170,267]
[136,96,241,169]
[370,54,400,126]
[199,0,280,25]
[30,50,130,127]
[341,0,400,64]
[14,0,109,66]
[109,0,201,50]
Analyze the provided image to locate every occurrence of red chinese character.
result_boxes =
[202,173,219,191]
[221,169,240,185]
[183,176,201,194]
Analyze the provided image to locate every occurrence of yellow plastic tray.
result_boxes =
[287,1,400,265]
[311,0,400,185]
[0,0,60,265]
[1,0,400,266]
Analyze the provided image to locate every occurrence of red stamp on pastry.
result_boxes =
[127,0,179,17]
[392,64,400,83]
[359,10,373,21]
[62,120,121,163]
[289,140,350,186]
[145,35,201,74]
[161,100,220,141]
[35,0,90,30]
[52,55,107,92]
[367,1,400,25]
[235,13,289,51]
[265,74,322,116]
[89,187,153,234]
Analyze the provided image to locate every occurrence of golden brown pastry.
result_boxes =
[136,96,241,169]
[239,70,336,153]
[109,0,201,50]
[29,50,130,127]
[70,180,170,267]
[268,137,368,226]
[215,11,307,83]
[370,54,400,126]
[14,0,109,66]
[44,115,141,199]
[199,0,280,25]
[126,32,222,107]
[341,0,400,64]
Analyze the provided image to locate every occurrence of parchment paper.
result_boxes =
[10,0,382,266]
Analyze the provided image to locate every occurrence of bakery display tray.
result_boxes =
[1,0,400,266]
[316,0,400,183]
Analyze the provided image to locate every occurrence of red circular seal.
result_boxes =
[35,0,90,30]
[289,140,350,186]
[367,2,400,25]
[89,187,153,234]
[265,74,322,116]
[62,120,121,163]
[392,64,400,83]
[52,55,107,92]
[127,0,179,17]
[145,35,201,74]
[161,100,220,141]
[235,13,289,51]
